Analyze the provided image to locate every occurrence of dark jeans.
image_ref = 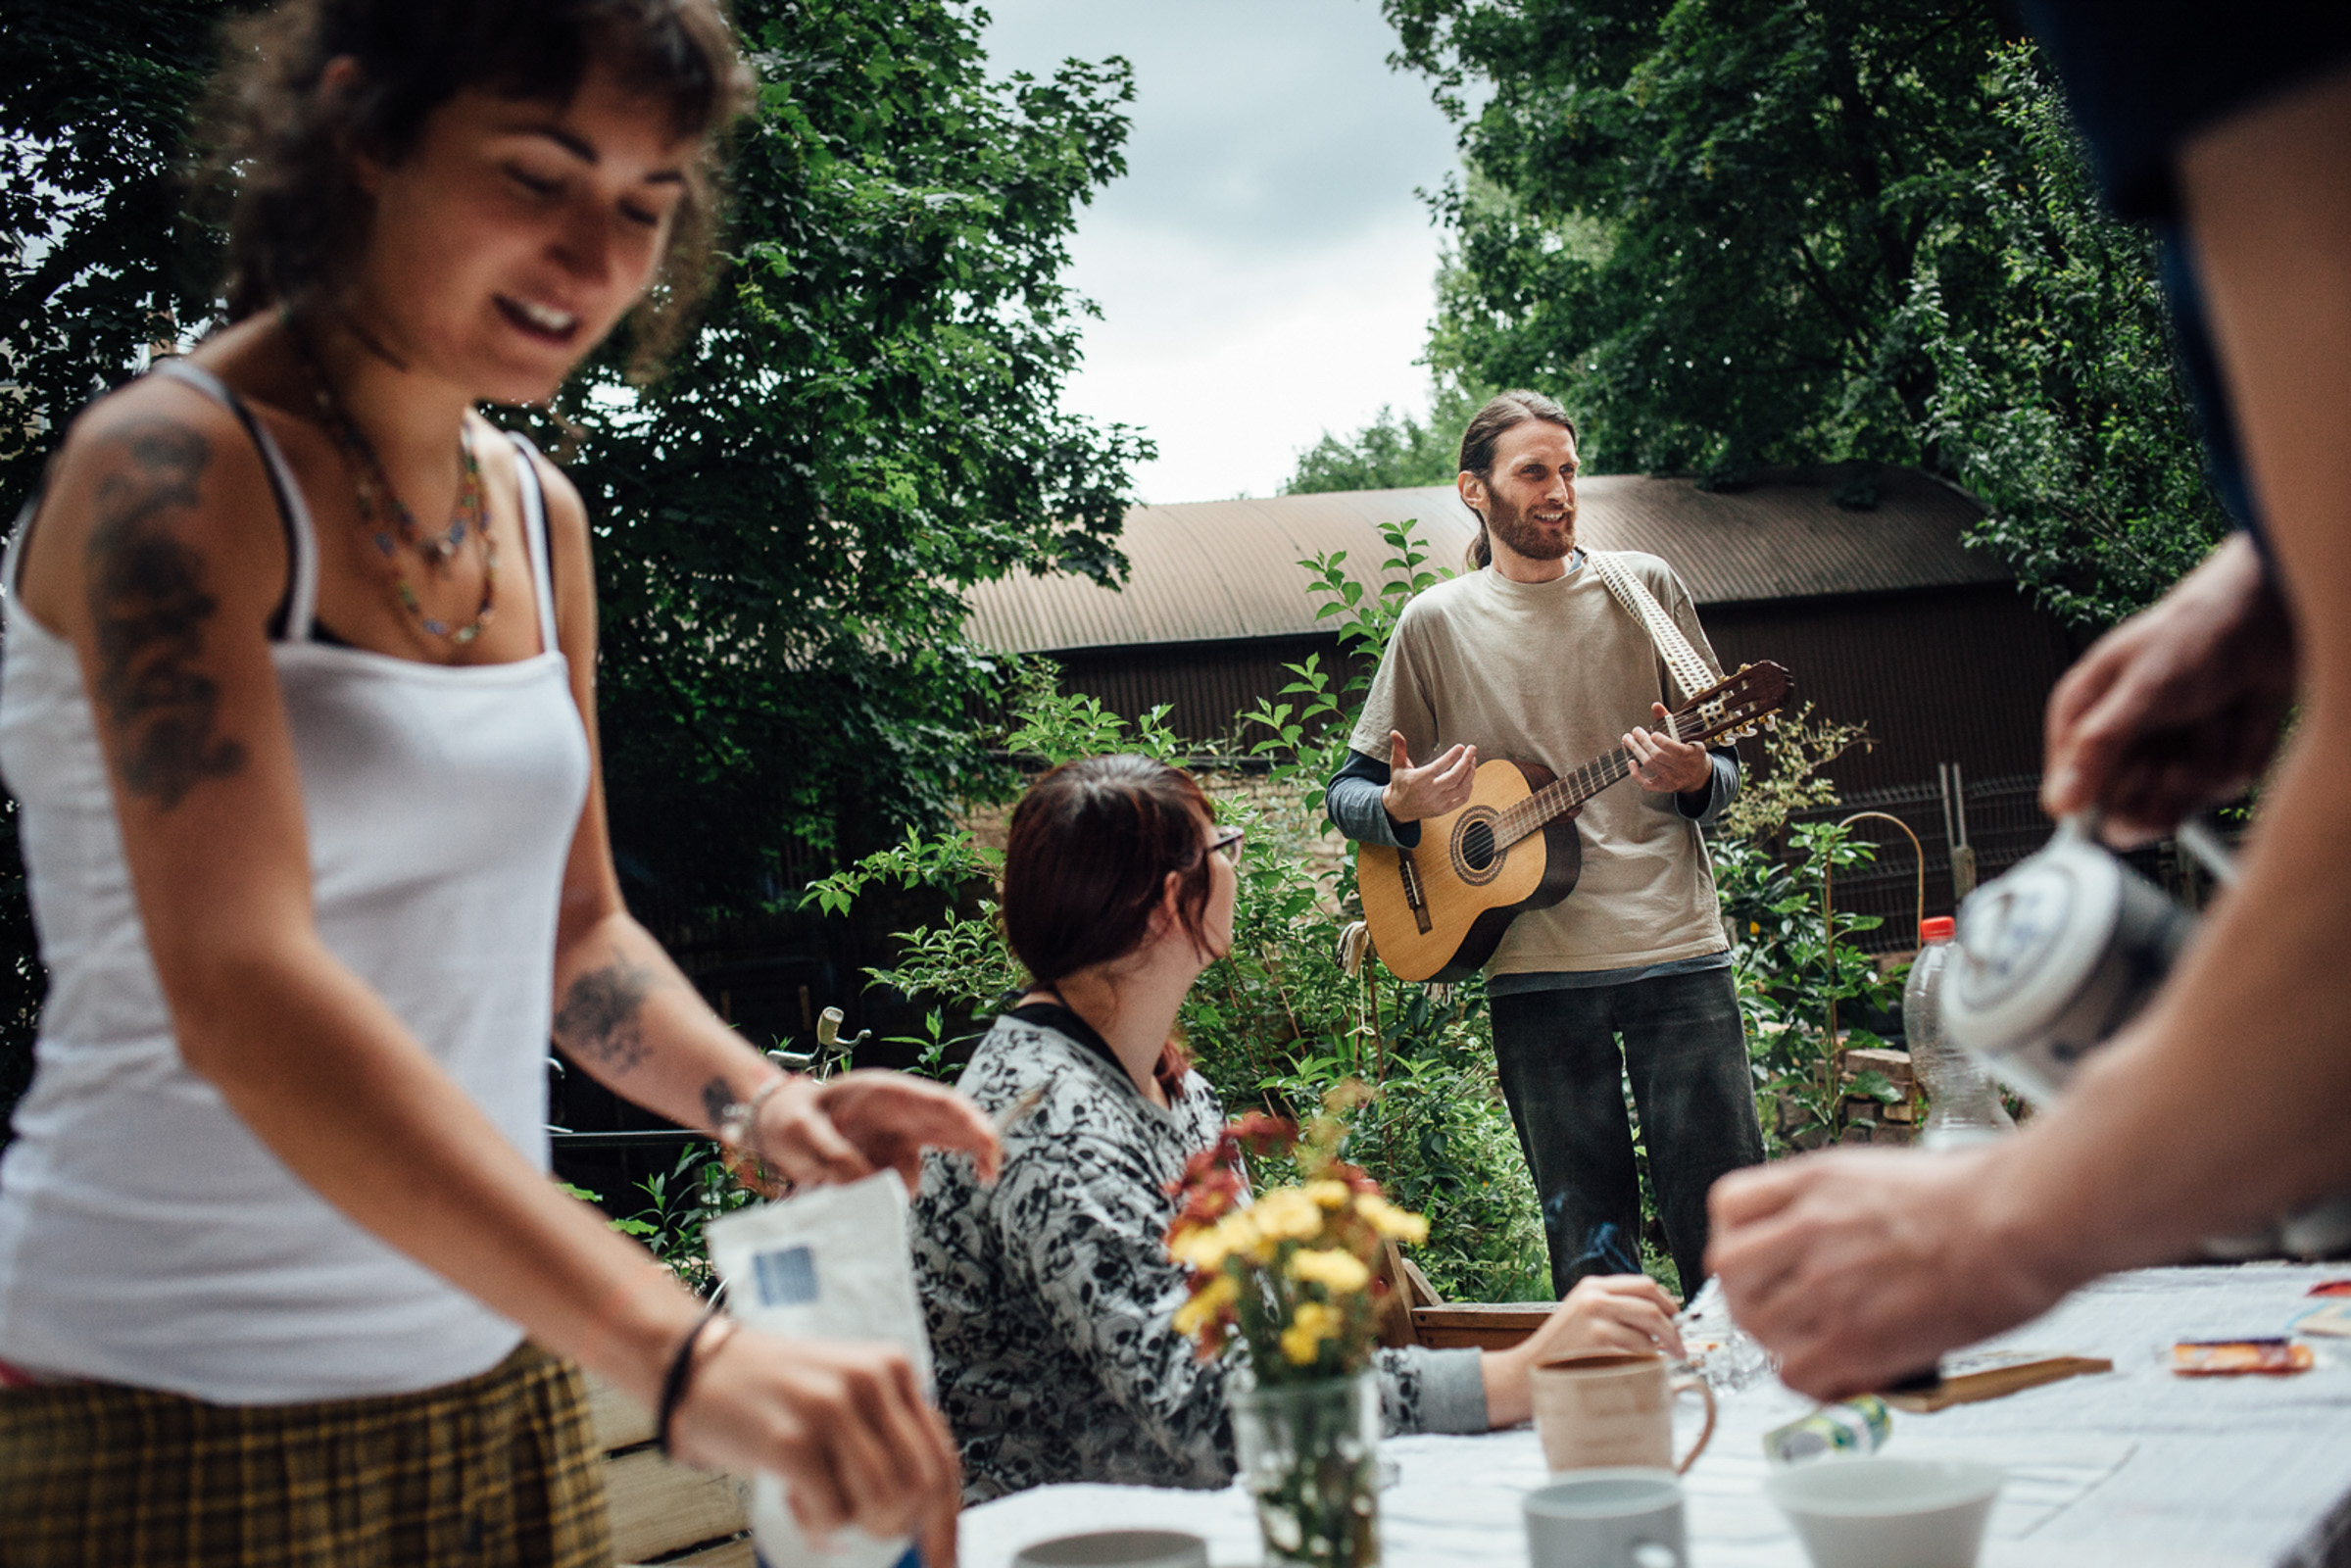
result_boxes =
[1491,967,1763,1298]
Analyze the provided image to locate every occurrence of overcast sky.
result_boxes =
[981,1,1465,505]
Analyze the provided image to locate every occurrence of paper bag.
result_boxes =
[706,1171,933,1568]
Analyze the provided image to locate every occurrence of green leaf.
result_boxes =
[1851,1069,1905,1106]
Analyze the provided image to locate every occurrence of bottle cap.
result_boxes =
[1918,916,1956,944]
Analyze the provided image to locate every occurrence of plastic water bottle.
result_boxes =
[1904,916,2014,1149]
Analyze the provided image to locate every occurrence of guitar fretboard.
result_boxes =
[1494,746,1638,850]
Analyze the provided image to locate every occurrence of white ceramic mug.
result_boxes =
[1523,1468,1685,1568]
[1764,1456,2001,1568]
[1531,1350,1717,1475]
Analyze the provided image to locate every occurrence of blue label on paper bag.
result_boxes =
[753,1244,818,1307]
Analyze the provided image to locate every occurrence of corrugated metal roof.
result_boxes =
[964,466,1997,655]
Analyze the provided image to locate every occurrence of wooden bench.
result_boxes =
[584,1372,755,1568]
[1374,1241,1551,1352]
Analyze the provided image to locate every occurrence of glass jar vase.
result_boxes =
[1229,1369,1381,1568]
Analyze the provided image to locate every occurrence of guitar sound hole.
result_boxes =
[1460,819,1497,872]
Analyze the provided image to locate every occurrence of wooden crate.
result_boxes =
[585,1372,753,1568]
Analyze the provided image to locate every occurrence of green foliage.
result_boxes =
[623,1146,758,1298]
[544,0,1153,916]
[0,0,1148,1133]
[1383,7,2220,627]
[1387,0,2013,478]
[1704,699,1903,1149]
[0,0,251,1143]
[1712,704,1874,845]
[1714,821,1903,1151]
[0,1,235,514]
[811,518,1551,1299]
[560,1153,754,1298]
[1913,48,2231,629]
[1280,383,1488,496]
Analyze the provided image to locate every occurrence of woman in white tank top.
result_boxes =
[0,2,995,1561]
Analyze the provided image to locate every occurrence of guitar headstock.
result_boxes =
[1669,661,1792,746]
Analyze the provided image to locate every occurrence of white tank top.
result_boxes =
[0,360,592,1403]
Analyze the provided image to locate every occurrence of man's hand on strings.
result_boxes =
[1625,704,1712,795]
[1381,730,1478,822]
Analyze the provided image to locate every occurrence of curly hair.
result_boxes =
[195,0,754,373]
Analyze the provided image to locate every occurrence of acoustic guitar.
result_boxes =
[1357,662,1792,983]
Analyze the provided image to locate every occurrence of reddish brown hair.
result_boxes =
[1004,755,1213,1094]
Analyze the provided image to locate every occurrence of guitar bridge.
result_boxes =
[1397,848,1433,935]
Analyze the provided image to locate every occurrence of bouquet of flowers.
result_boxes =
[1164,1096,1429,1378]
[1165,1094,1426,1567]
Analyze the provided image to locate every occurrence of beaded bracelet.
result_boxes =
[656,1304,739,1460]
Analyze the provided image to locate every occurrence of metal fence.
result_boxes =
[1781,767,2215,953]
[1783,769,2056,953]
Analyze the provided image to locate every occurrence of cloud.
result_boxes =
[983,0,1463,502]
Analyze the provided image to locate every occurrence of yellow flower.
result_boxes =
[1304,1180,1352,1210]
[1172,1273,1238,1338]
[1169,1211,1259,1271]
[1251,1188,1324,1243]
[1280,1300,1338,1365]
[1287,1248,1371,1294]
[1353,1194,1429,1245]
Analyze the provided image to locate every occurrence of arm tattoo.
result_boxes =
[553,958,657,1074]
[83,421,247,810]
[701,1076,735,1133]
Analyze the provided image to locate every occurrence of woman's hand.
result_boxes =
[668,1329,959,1552]
[756,1070,1002,1192]
[1481,1274,1685,1427]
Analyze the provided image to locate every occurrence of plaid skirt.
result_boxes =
[0,1343,611,1568]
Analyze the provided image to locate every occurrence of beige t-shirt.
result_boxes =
[1347,553,1728,976]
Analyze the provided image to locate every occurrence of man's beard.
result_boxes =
[1485,489,1576,561]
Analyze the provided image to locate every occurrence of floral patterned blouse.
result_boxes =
[911,1013,1488,1502]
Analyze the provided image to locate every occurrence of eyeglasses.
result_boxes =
[1208,826,1247,868]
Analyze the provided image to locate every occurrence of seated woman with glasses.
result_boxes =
[912,754,1684,1501]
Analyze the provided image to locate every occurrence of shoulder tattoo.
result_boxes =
[82,421,247,810]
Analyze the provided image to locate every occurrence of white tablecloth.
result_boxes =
[960,1264,2351,1568]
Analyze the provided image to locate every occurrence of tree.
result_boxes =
[1912,49,2229,628]
[1384,0,2018,480]
[0,0,1149,1132]
[1,0,247,1140]
[1280,383,1485,496]
[536,0,1151,916]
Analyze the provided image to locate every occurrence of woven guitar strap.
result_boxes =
[1586,550,1719,705]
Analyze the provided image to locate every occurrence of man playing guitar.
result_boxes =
[1326,390,1764,1298]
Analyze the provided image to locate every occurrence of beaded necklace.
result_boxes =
[281,308,498,646]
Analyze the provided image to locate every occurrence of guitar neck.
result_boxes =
[1495,745,1638,848]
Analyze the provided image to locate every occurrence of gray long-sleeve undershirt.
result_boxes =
[1325,745,1740,850]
